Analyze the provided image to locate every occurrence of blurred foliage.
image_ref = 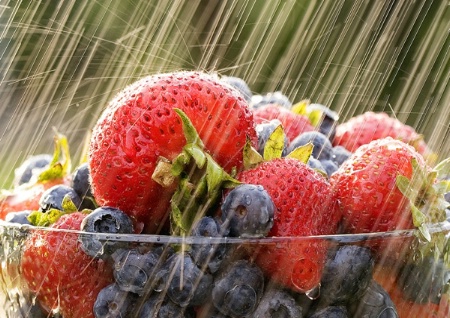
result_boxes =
[0,0,449,187]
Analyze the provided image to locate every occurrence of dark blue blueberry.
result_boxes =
[331,146,352,166]
[112,248,163,295]
[307,157,326,173]
[212,260,264,317]
[251,91,292,109]
[138,293,195,318]
[221,184,275,238]
[72,163,96,210]
[5,211,32,225]
[348,281,398,317]
[306,103,339,141]
[308,305,349,318]
[93,283,137,318]
[13,154,52,186]
[319,245,374,306]
[444,191,450,203]
[157,253,213,307]
[255,119,289,156]
[221,76,252,102]
[39,184,82,212]
[252,288,303,318]
[189,217,228,273]
[79,206,134,258]
[397,256,450,304]
[320,159,338,177]
[287,131,333,161]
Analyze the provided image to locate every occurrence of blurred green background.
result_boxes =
[0,0,449,187]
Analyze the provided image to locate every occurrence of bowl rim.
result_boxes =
[1,220,449,245]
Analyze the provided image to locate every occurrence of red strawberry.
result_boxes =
[21,212,113,318]
[89,71,257,233]
[237,158,340,292]
[333,111,430,156]
[330,137,432,234]
[253,104,314,142]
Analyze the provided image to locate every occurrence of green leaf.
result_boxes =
[185,144,207,169]
[28,209,65,227]
[61,194,78,213]
[263,124,285,161]
[434,157,450,179]
[307,109,323,127]
[243,138,263,169]
[286,142,313,164]
[290,99,309,115]
[396,175,414,197]
[411,204,427,227]
[174,108,204,148]
[37,131,71,183]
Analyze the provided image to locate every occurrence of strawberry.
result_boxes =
[330,137,448,236]
[253,103,314,142]
[333,111,430,156]
[21,212,113,318]
[0,133,72,220]
[236,157,340,292]
[89,71,257,234]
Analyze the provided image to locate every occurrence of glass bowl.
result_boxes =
[1,220,449,318]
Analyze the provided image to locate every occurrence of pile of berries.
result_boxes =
[1,71,450,318]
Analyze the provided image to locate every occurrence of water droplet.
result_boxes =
[305,284,321,300]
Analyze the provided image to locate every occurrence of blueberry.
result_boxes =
[138,293,195,318]
[307,157,326,172]
[5,211,32,225]
[189,217,228,273]
[79,206,134,258]
[112,248,163,295]
[318,245,374,306]
[397,256,450,304]
[221,76,252,102]
[308,305,349,318]
[331,146,352,166]
[39,184,82,212]
[72,163,96,210]
[255,119,290,157]
[93,283,137,318]
[319,159,338,177]
[252,288,303,318]
[13,154,52,186]
[287,131,333,161]
[212,260,264,317]
[221,184,275,238]
[251,91,292,109]
[306,103,339,141]
[158,253,213,307]
[348,281,398,317]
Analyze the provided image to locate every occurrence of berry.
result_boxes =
[79,206,134,258]
[318,245,374,306]
[220,75,252,102]
[251,91,292,109]
[212,260,264,317]
[253,104,314,142]
[112,248,162,295]
[331,146,351,166]
[348,280,398,317]
[21,212,114,318]
[138,294,195,318]
[4,211,32,224]
[307,157,326,172]
[39,184,82,212]
[252,288,303,318]
[333,111,430,156]
[320,159,338,177]
[72,163,96,210]
[13,154,52,186]
[93,283,137,318]
[220,184,275,238]
[89,71,257,233]
[306,103,339,141]
[255,119,289,156]
[308,306,349,318]
[189,216,228,273]
[287,131,333,160]
[330,137,428,233]
[237,158,340,292]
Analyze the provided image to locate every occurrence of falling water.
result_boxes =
[0,0,449,188]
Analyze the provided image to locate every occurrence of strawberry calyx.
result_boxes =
[396,157,450,264]
[243,122,314,170]
[152,109,240,236]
